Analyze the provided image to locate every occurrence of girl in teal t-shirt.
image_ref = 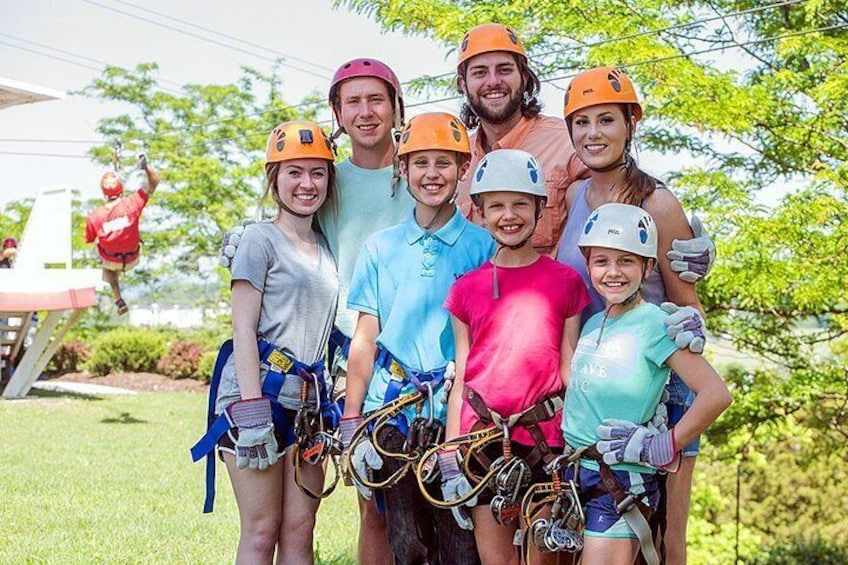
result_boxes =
[562,203,731,565]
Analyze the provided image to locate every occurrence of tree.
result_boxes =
[336,0,848,555]
[79,62,323,281]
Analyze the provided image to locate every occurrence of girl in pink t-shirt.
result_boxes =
[440,149,589,564]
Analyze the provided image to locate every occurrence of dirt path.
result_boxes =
[45,371,208,393]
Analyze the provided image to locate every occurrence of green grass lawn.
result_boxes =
[0,391,358,564]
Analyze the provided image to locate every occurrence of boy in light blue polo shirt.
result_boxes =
[341,113,493,565]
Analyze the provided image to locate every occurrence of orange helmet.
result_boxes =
[397,112,470,158]
[563,67,643,122]
[100,171,123,197]
[265,121,335,165]
[457,23,526,69]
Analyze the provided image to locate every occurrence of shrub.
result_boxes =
[157,341,205,380]
[50,340,91,373]
[746,539,848,565]
[195,350,218,383]
[86,329,167,376]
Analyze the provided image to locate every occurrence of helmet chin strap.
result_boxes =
[490,199,542,299]
[408,186,458,231]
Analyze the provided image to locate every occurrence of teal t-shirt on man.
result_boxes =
[563,302,678,473]
[348,208,495,421]
[318,159,414,338]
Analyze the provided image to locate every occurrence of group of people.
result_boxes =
[197,23,732,565]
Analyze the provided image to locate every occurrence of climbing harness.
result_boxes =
[515,443,660,565]
[344,351,451,490]
[291,367,343,500]
[414,389,564,523]
[516,450,585,563]
[343,389,429,490]
[190,339,336,512]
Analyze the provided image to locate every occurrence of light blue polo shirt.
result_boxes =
[348,207,495,419]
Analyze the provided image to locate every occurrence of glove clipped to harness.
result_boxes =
[219,220,255,269]
[595,419,680,472]
[228,397,280,471]
[666,215,716,283]
[438,450,477,531]
[660,302,706,354]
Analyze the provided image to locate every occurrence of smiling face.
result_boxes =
[274,158,329,217]
[459,51,524,125]
[569,103,633,170]
[401,149,468,211]
[587,246,652,306]
[335,77,395,152]
[478,190,537,246]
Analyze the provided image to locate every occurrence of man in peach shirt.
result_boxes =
[455,23,588,255]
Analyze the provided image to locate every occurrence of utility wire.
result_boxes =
[110,0,336,74]
[81,0,330,80]
[0,33,184,95]
[418,0,808,83]
[3,20,841,153]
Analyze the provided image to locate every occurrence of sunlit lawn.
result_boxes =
[0,390,358,564]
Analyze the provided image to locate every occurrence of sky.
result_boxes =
[0,0,783,211]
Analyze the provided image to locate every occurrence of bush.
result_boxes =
[196,350,218,383]
[157,341,205,380]
[50,340,91,373]
[746,539,848,565]
[86,329,167,376]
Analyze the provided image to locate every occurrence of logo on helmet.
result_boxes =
[638,217,651,244]
[476,157,489,182]
[585,212,599,235]
[607,70,623,93]
[527,159,539,183]
[274,129,286,152]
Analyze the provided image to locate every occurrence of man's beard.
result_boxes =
[467,86,523,125]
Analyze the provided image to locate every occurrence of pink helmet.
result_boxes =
[328,58,405,131]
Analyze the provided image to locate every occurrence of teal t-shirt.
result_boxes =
[348,208,495,421]
[563,302,678,473]
[318,159,414,338]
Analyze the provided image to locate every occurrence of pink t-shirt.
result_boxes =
[444,255,590,446]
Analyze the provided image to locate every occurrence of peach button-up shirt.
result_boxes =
[456,115,588,255]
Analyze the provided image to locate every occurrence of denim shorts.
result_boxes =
[566,466,660,539]
[665,373,700,456]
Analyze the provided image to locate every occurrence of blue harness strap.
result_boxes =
[328,327,352,370]
[189,339,335,513]
[189,339,233,513]
[373,349,447,437]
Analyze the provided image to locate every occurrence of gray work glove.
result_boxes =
[648,389,670,433]
[660,302,706,354]
[339,416,363,489]
[137,153,148,170]
[596,419,678,470]
[666,215,716,283]
[350,436,383,500]
[438,450,477,530]
[219,220,255,269]
[227,397,280,471]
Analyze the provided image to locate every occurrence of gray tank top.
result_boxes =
[555,180,666,321]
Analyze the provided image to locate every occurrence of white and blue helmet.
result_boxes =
[469,149,547,200]
[578,203,658,259]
